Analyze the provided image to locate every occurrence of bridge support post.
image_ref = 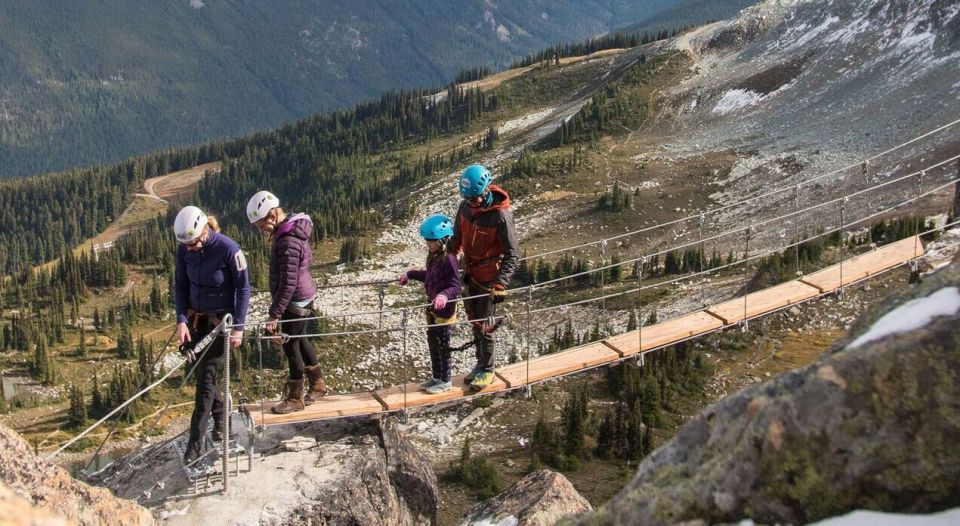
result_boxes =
[525,287,533,392]
[377,283,386,389]
[953,161,960,221]
[599,239,607,327]
[794,184,802,277]
[220,314,233,495]
[401,308,409,416]
[741,227,751,332]
[636,257,645,354]
[911,171,926,283]
[838,197,846,299]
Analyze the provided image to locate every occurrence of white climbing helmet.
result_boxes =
[246,190,280,223]
[173,206,208,243]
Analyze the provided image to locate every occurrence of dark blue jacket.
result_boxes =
[175,231,250,329]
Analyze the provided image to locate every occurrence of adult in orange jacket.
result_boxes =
[450,164,519,390]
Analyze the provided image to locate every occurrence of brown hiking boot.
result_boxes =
[304,364,328,405]
[271,379,305,414]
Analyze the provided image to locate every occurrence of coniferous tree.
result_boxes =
[66,384,87,429]
[90,373,104,418]
[116,320,133,358]
[642,424,654,456]
[77,324,86,357]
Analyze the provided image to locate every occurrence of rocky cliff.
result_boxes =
[0,422,157,526]
[88,416,438,525]
[570,264,960,525]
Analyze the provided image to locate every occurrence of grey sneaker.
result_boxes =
[419,377,440,390]
[464,365,484,382]
[425,381,453,395]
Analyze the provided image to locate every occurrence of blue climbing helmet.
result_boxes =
[419,214,454,241]
[459,164,493,198]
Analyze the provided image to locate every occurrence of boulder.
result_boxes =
[460,470,592,526]
[571,266,960,525]
[0,423,156,525]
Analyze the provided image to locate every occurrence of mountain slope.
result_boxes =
[0,0,687,179]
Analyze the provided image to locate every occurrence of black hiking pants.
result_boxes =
[280,304,319,380]
[186,316,225,449]
[425,311,453,382]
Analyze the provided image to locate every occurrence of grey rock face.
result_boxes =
[90,417,437,525]
[570,266,960,525]
[0,423,156,526]
[460,470,592,526]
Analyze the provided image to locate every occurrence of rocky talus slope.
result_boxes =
[0,423,157,526]
[566,263,960,525]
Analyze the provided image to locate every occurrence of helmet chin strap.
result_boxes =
[471,191,493,208]
[482,191,494,208]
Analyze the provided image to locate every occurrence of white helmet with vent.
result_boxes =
[173,205,208,243]
[246,190,280,223]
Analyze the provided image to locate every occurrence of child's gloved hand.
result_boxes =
[432,294,448,311]
[398,272,409,285]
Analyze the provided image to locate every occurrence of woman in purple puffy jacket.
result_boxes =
[399,214,462,394]
[247,191,326,414]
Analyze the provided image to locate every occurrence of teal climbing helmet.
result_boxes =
[459,164,493,198]
[419,214,454,241]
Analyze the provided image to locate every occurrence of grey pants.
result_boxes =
[463,282,495,372]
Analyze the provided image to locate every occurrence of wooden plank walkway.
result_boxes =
[248,236,923,427]
[602,311,725,357]
[496,342,620,388]
[799,236,921,293]
[374,375,507,411]
[706,281,821,325]
[247,391,386,426]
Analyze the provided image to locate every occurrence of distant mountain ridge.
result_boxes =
[0,0,757,178]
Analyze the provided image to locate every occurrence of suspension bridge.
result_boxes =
[45,118,960,497]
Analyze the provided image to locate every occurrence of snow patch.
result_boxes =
[496,24,511,42]
[472,517,519,526]
[713,89,763,114]
[848,287,960,349]
[187,0,204,8]
[808,507,960,526]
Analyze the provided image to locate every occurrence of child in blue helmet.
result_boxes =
[399,214,463,394]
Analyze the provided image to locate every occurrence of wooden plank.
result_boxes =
[248,391,386,427]
[800,236,922,293]
[601,340,625,357]
[603,311,725,357]
[706,280,820,324]
[374,374,506,411]
[497,342,619,388]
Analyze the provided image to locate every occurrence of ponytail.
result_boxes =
[206,216,221,233]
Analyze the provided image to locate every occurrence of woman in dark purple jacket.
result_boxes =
[399,214,463,394]
[246,191,325,414]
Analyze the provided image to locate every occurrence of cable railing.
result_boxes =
[230,150,960,330]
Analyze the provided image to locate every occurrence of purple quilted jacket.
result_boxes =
[407,252,462,319]
[269,213,317,319]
